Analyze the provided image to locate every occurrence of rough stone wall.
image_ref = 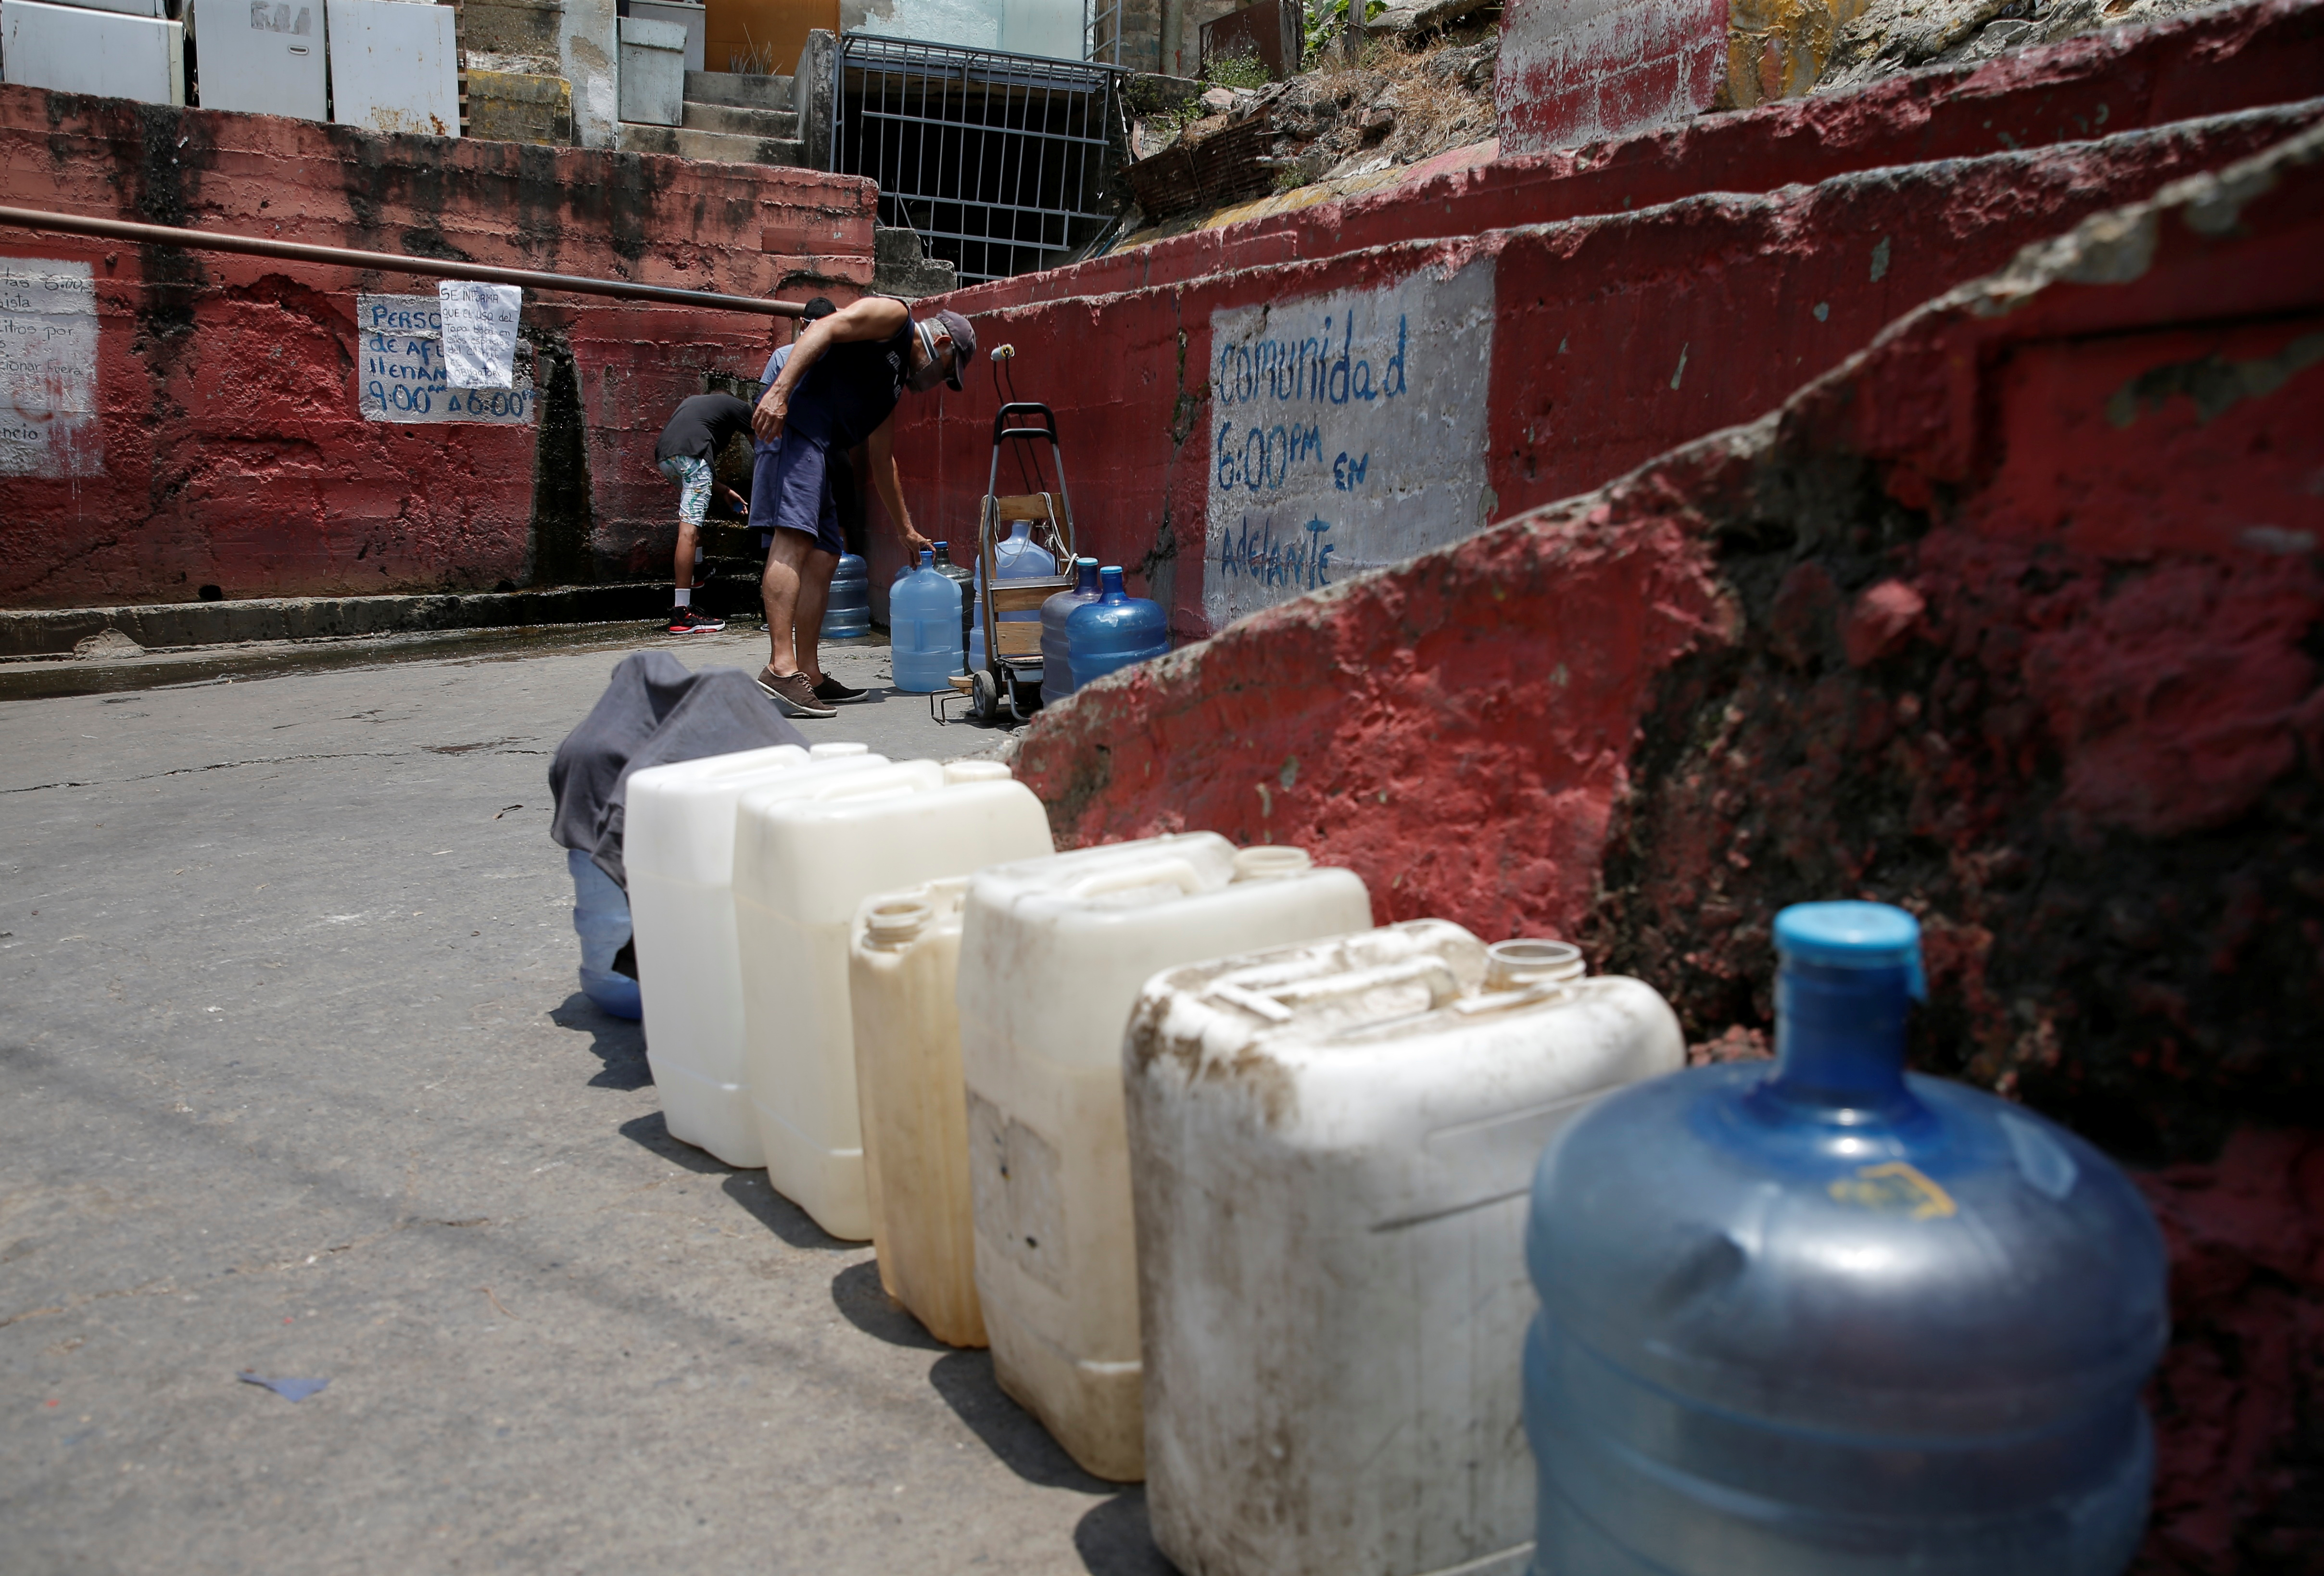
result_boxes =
[0,85,875,609]
[887,8,2323,642]
[1010,126,2324,1568]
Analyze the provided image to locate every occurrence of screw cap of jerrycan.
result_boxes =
[1522,900,2170,1576]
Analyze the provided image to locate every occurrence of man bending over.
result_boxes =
[749,295,970,718]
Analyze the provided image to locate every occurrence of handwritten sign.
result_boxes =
[437,280,522,389]
[1204,260,1494,628]
[0,258,101,478]
[357,293,536,424]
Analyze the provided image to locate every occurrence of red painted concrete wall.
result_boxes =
[0,85,876,609]
[888,44,2324,640]
[1012,124,2324,1568]
[1494,0,1727,155]
[937,0,2324,314]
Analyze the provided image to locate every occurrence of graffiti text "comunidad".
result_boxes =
[1215,315,1409,407]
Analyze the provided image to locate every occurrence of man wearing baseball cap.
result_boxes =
[748,295,975,718]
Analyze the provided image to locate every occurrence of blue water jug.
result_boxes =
[567,848,642,1020]
[1040,557,1102,704]
[970,520,1059,668]
[891,549,965,693]
[820,552,870,639]
[1064,565,1168,687]
[1523,901,2167,1576]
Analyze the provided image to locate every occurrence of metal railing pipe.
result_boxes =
[0,205,805,316]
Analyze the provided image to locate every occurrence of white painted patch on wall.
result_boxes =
[1203,258,1495,629]
[0,258,101,479]
[356,294,538,425]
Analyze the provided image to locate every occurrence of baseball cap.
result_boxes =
[931,309,976,391]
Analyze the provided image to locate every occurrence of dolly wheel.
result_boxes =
[971,669,999,722]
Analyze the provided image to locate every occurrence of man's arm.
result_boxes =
[866,416,933,559]
[754,297,911,442]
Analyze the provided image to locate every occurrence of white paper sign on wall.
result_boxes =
[357,293,537,425]
[0,258,101,479]
[436,280,523,390]
[1203,258,1495,629]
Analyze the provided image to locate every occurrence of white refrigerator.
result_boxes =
[325,0,457,137]
[0,0,185,103]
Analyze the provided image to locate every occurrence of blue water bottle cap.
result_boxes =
[1775,901,1926,999]
[1099,565,1126,597]
[919,548,934,567]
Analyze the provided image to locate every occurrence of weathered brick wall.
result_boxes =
[1012,127,2324,1568]
[0,85,876,609]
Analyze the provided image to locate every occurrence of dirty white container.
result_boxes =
[848,876,985,1347]
[1125,921,1684,1576]
[957,834,1371,1481]
[626,742,884,1167]
[736,759,1051,1242]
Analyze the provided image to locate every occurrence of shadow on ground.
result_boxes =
[550,992,650,1091]
[831,1259,946,1349]
[924,1348,1179,1572]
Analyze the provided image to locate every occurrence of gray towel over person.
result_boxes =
[548,651,807,890]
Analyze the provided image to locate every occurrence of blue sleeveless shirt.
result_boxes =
[784,309,914,450]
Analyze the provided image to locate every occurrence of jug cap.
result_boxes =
[1231,845,1311,881]
[810,742,869,759]
[920,548,934,567]
[865,899,932,946]
[1484,938,1584,990]
[944,759,1012,784]
[1775,902,1925,998]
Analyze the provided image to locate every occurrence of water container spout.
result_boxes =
[1763,901,1926,1118]
[1231,846,1312,882]
[1485,939,1584,991]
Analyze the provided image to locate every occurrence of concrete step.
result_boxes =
[618,122,807,166]
[682,100,798,139]
[685,69,792,110]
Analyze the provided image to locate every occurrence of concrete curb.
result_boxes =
[0,584,672,659]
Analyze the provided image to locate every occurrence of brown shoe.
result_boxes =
[757,665,836,719]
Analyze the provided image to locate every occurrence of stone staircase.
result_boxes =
[618,71,806,166]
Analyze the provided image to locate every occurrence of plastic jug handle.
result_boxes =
[1259,957,1462,1014]
[1066,858,1205,901]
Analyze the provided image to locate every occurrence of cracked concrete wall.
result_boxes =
[0,84,878,608]
[884,1,2324,641]
[1010,124,2324,1569]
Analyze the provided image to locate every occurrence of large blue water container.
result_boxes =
[1523,901,2168,1576]
[969,520,1059,669]
[820,552,870,639]
[1040,557,1103,704]
[891,550,965,693]
[1064,565,1168,687]
[567,848,643,1020]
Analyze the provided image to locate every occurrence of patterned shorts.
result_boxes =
[657,454,713,529]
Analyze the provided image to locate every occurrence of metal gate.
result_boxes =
[831,35,1123,287]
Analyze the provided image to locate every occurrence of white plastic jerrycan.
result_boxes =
[1124,922,1684,1576]
[848,877,986,1348]
[735,759,1051,1242]
[626,742,884,1167]
[956,835,1371,1481]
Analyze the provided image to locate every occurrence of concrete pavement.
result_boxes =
[0,629,1159,1575]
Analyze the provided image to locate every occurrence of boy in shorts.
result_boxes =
[652,392,754,634]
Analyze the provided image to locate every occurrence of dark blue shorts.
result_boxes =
[747,434,845,556]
